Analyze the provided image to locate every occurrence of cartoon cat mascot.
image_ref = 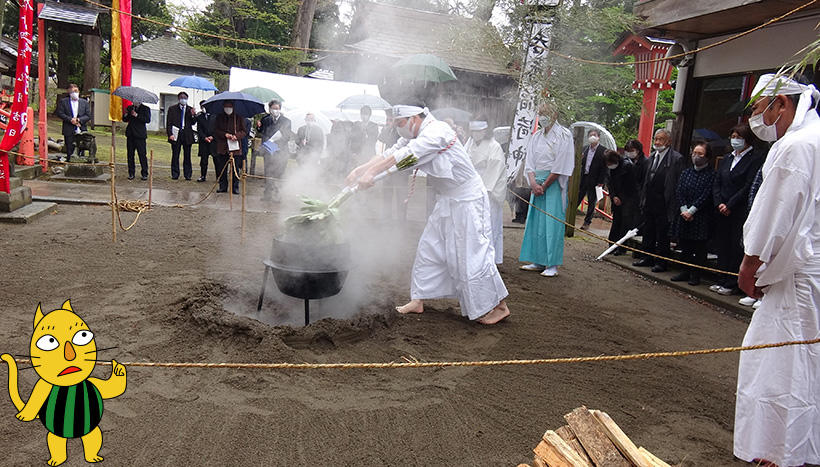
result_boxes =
[1,300,126,466]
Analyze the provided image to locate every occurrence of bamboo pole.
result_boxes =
[110,145,116,243]
[148,150,153,209]
[241,158,246,244]
[228,155,234,211]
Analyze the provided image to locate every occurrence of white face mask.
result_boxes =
[397,118,415,139]
[588,135,599,145]
[625,151,638,159]
[69,92,79,101]
[730,138,746,151]
[653,144,666,153]
[606,163,618,170]
[749,99,780,142]
[271,109,281,118]
[224,107,233,115]
[179,99,188,107]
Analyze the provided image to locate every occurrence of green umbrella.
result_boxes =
[392,54,458,83]
[239,86,284,103]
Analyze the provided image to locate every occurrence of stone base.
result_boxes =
[12,164,41,180]
[65,164,104,178]
[0,181,32,212]
[50,172,111,183]
[0,201,57,224]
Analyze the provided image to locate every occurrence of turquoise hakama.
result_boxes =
[519,170,566,267]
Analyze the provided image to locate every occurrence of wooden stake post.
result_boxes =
[148,150,153,208]
[110,145,116,243]
[565,125,586,237]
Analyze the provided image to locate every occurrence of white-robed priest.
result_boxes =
[465,120,507,264]
[347,105,510,325]
[734,73,820,467]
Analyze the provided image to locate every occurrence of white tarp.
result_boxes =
[228,67,386,127]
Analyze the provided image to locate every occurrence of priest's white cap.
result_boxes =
[752,73,820,127]
[392,105,427,119]
[469,121,488,131]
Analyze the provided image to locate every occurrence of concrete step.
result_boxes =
[0,201,57,224]
[12,164,40,180]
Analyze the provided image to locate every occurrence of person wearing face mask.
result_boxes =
[345,104,510,325]
[195,100,215,182]
[294,112,325,166]
[604,149,639,255]
[213,101,247,194]
[518,102,576,278]
[165,91,196,180]
[710,123,765,296]
[669,141,715,286]
[465,120,506,264]
[122,100,151,180]
[577,129,608,230]
[257,100,293,202]
[55,84,91,162]
[733,73,820,467]
[623,139,648,193]
[633,128,685,273]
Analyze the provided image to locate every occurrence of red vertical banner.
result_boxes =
[0,0,35,193]
[119,0,132,107]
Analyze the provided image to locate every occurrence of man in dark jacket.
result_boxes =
[213,101,247,194]
[605,149,639,254]
[634,129,685,272]
[257,99,293,201]
[165,91,196,180]
[295,112,325,166]
[55,84,91,162]
[122,102,151,180]
[195,100,215,182]
[577,129,608,230]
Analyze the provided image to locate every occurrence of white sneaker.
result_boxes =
[738,296,757,306]
[753,300,762,309]
[709,284,722,292]
[520,263,544,272]
[540,266,558,277]
[716,286,736,296]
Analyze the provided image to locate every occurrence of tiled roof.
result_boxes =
[347,2,513,76]
[131,36,229,72]
[38,1,99,28]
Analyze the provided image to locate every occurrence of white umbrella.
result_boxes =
[570,121,618,150]
[597,228,639,260]
[283,107,332,134]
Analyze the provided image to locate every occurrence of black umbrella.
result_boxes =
[113,86,159,104]
[431,107,472,123]
[203,91,265,118]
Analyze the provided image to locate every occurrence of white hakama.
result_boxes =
[466,137,507,265]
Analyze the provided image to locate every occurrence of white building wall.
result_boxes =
[131,66,216,131]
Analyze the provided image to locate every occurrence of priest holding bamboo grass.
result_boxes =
[346,105,510,325]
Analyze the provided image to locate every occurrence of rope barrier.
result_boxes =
[12,337,820,370]
[508,189,739,277]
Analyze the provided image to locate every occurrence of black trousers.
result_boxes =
[64,132,76,161]
[170,143,192,179]
[263,150,287,198]
[215,153,244,192]
[126,137,148,178]
[641,210,671,266]
[679,238,708,279]
[577,179,597,224]
[198,142,211,179]
[608,200,638,244]
[715,213,745,288]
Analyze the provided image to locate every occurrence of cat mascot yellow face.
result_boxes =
[1,300,126,466]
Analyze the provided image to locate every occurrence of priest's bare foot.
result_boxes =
[478,301,510,325]
[396,299,424,314]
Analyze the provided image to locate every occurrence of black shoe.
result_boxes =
[172,177,179,180]
[633,259,651,267]
[141,176,148,181]
[185,177,192,181]
[232,189,239,195]
[688,277,701,286]
[128,175,135,180]
[196,177,206,182]
[216,188,227,193]
[651,265,667,273]
[670,272,689,282]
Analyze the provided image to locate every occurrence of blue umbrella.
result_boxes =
[169,75,218,91]
[203,91,265,118]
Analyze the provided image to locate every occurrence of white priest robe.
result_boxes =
[734,110,820,466]
[466,136,507,264]
[388,116,508,320]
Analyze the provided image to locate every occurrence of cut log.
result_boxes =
[515,464,532,467]
[638,447,671,467]
[591,410,654,467]
[532,455,548,467]
[534,431,590,467]
[564,406,630,467]
[555,425,595,466]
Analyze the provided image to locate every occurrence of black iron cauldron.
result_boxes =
[257,236,350,325]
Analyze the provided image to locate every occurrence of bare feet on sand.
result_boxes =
[396,299,424,314]
[478,301,510,325]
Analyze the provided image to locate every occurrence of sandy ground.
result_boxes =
[0,201,752,466]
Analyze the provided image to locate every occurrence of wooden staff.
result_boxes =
[148,150,153,209]
[110,145,116,243]
[228,154,234,211]
[241,158,246,244]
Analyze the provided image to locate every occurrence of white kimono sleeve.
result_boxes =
[484,143,507,204]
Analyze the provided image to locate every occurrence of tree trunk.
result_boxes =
[474,0,495,22]
[83,34,101,91]
[290,0,319,50]
[56,30,70,89]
